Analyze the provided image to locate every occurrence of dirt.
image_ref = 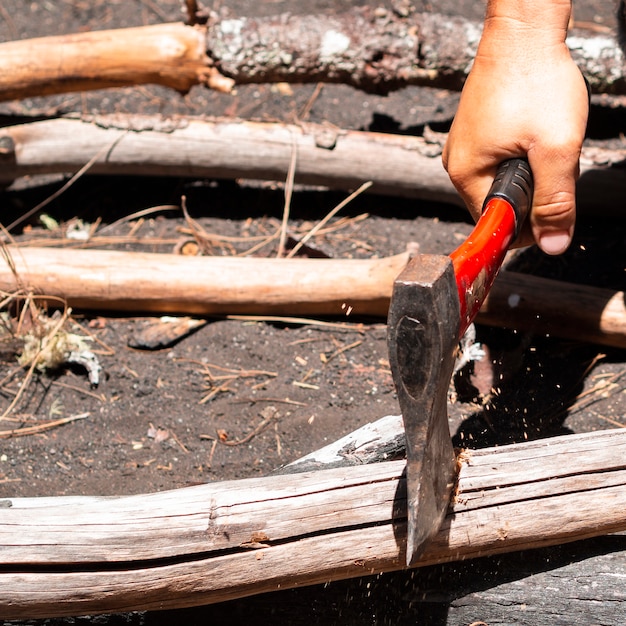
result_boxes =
[0,1,625,624]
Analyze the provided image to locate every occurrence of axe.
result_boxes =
[388,159,534,566]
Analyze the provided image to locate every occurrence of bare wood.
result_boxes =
[0,428,625,618]
[0,23,231,102]
[1,245,410,317]
[0,10,623,102]
[1,116,624,212]
[2,246,626,349]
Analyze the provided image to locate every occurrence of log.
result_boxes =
[1,116,625,212]
[0,427,625,618]
[0,116,459,205]
[0,23,229,102]
[1,246,410,318]
[0,9,623,101]
[3,246,626,349]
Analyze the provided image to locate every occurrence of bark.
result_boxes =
[0,427,624,618]
[0,116,460,206]
[0,116,624,213]
[2,246,626,349]
[0,10,623,101]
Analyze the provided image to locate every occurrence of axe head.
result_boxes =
[387,254,459,567]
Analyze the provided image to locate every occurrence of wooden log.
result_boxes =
[0,23,231,102]
[0,116,459,205]
[0,427,625,618]
[1,116,624,212]
[0,10,623,101]
[0,246,408,318]
[2,246,626,349]
[481,271,626,349]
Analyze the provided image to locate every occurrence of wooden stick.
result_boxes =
[0,116,460,204]
[1,427,625,618]
[1,117,623,212]
[481,271,626,349]
[0,10,622,101]
[1,246,410,317]
[0,23,231,102]
[2,246,626,348]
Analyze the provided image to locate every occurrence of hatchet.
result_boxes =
[388,158,534,566]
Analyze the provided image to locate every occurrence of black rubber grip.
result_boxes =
[483,158,534,239]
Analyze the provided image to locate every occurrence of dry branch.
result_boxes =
[0,116,624,212]
[1,246,626,349]
[0,427,625,618]
[0,9,623,101]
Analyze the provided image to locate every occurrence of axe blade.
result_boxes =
[387,254,459,566]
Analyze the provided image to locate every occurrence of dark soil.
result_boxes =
[0,1,625,624]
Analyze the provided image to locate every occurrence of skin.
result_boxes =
[442,0,589,255]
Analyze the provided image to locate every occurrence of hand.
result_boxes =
[442,12,589,255]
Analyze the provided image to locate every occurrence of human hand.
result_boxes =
[442,8,589,255]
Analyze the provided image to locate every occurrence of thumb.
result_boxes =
[528,153,579,255]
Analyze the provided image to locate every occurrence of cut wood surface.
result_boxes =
[2,245,626,348]
[1,116,624,212]
[0,427,625,618]
[0,9,623,101]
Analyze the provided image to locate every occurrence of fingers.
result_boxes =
[526,145,580,254]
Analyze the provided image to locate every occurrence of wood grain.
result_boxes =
[1,428,625,618]
[1,117,624,212]
[2,245,626,348]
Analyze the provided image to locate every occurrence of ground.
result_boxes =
[0,1,625,624]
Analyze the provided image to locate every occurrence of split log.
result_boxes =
[1,116,625,212]
[0,427,625,618]
[2,246,626,349]
[0,9,623,102]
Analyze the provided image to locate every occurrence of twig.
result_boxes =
[138,0,170,22]
[220,408,280,446]
[199,380,233,404]
[570,368,626,416]
[198,364,278,404]
[96,205,179,236]
[0,412,89,439]
[170,429,190,454]
[323,339,363,364]
[6,132,127,232]
[277,133,298,258]
[237,230,280,257]
[0,1,17,39]
[286,182,372,258]
[230,397,307,406]
[15,236,181,249]
[299,82,324,120]
[227,315,367,332]
[50,380,106,402]
[588,411,626,429]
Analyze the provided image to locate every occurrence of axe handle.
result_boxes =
[450,159,533,335]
